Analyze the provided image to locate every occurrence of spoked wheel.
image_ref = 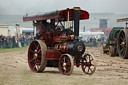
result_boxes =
[117,29,128,59]
[58,54,74,75]
[28,40,47,72]
[81,53,96,75]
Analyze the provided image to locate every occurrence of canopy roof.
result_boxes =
[23,8,89,22]
[117,18,128,22]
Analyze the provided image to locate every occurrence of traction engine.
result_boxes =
[23,7,96,75]
[103,18,128,59]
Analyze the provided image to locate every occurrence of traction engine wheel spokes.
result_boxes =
[59,54,74,75]
[28,40,47,72]
[117,30,128,59]
[109,46,115,57]
[81,53,96,75]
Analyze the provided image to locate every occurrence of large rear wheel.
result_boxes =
[117,29,128,59]
[28,40,47,72]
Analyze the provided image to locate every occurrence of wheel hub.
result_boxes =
[34,53,38,59]
[63,63,66,67]
[121,41,125,47]
[88,62,91,67]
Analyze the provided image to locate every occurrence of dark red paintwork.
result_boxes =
[23,8,89,22]
[46,50,62,60]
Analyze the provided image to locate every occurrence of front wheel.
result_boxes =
[81,53,96,75]
[109,46,115,57]
[102,44,108,53]
[58,54,74,75]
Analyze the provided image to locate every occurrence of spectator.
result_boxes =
[21,35,25,47]
[0,37,2,49]
[11,36,16,48]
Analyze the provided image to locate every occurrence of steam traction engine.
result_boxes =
[23,7,96,75]
[103,18,128,59]
[103,27,124,57]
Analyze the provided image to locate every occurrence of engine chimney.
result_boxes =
[73,7,80,41]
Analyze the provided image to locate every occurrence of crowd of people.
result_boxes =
[84,36,106,47]
[0,34,33,49]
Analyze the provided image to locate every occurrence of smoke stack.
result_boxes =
[73,7,80,41]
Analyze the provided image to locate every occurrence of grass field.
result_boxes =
[0,46,28,53]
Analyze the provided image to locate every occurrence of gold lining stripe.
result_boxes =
[73,7,80,10]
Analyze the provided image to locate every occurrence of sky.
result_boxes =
[0,0,128,15]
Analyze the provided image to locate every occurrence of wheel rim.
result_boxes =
[28,40,47,72]
[59,54,74,75]
[81,54,96,75]
[118,30,127,58]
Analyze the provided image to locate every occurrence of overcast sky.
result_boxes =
[0,0,128,15]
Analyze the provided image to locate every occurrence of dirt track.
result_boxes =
[0,47,128,85]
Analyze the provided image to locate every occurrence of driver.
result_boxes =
[33,20,46,39]
[47,19,56,32]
